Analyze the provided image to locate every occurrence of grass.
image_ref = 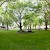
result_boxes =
[0,30,50,50]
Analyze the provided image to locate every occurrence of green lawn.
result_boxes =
[0,30,50,50]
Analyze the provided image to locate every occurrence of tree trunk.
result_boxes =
[19,13,22,31]
[28,23,32,32]
[2,22,4,27]
[19,22,22,31]
[35,25,36,29]
[45,20,48,30]
[28,25,29,31]
[7,23,9,30]
[30,23,31,31]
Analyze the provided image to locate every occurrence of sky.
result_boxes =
[2,2,8,11]
[19,0,38,3]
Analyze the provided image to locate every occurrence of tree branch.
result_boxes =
[45,0,50,6]
[0,1,6,7]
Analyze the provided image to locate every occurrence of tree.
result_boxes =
[39,0,50,30]
[0,0,44,31]
[0,2,14,30]
[8,1,30,31]
[23,12,34,32]
[0,6,5,27]
[3,12,13,30]
[33,17,38,29]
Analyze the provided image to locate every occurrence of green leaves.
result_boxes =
[1,0,50,30]
[23,12,34,27]
[33,3,42,13]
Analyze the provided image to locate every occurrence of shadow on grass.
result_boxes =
[17,30,35,34]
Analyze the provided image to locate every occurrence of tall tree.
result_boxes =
[23,12,34,32]
[39,0,50,30]
[8,1,29,31]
